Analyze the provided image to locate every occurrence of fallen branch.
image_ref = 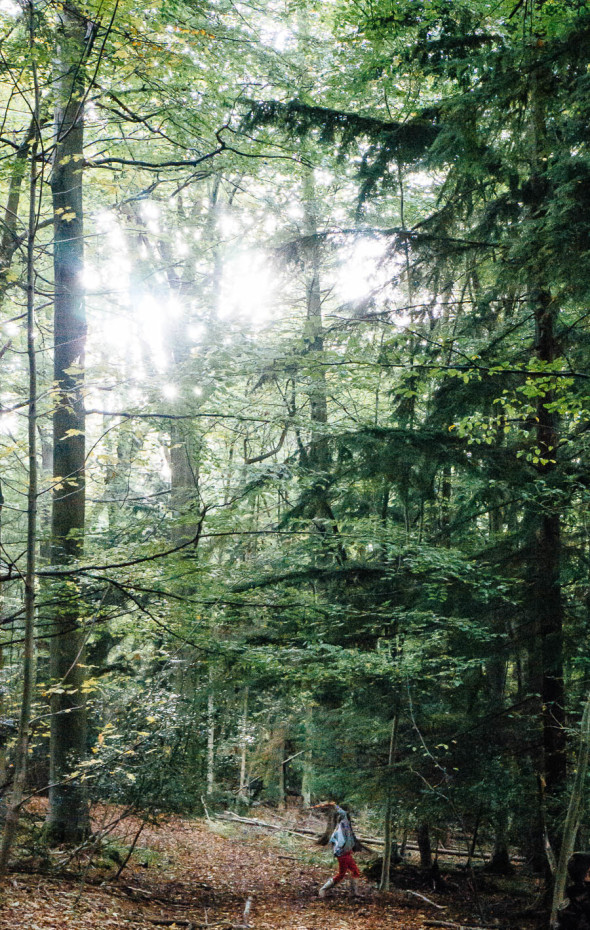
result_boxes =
[423,921,503,929]
[120,883,153,898]
[218,812,317,840]
[145,922,196,928]
[403,843,491,861]
[403,889,447,909]
[216,814,498,861]
[114,821,145,881]
[145,921,249,930]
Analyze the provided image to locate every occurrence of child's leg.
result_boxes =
[348,855,361,879]
[332,855,349,886]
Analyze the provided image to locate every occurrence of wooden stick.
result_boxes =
[422,921,503,929]
[145,921,247,930]
[403,889,447,909]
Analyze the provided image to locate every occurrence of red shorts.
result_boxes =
[333,852,361,884]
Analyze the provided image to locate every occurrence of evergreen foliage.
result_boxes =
[0,0,589,909]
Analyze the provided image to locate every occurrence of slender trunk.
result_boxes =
[380,713,399,891]
[417,822,432,870]
[0,479,4,787]
[0,27,39,870]
[277,732,285,810]
[169,423,199,546]
[38,427,53,564]
[533,284,566,834]
[206,670,215,796]
[159,224,201,546]
[46,3,89,843]
[301,705,313,807]
[440,467,452,546]
[466,805,482,870]
[522,49,567,868]
[303,170,328,474]
[0,118,38,298]
[301,171,346,564]
[550,696,590,929]
[238,687,249,798]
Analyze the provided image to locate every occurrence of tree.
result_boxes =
[46,0,91,843]
[0,0,40,868]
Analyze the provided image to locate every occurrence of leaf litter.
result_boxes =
[0,805,530,930]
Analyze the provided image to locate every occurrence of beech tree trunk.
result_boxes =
[46,2,89,843]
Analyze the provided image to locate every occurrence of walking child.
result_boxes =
[315,801,361,898]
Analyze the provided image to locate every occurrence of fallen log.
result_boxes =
[216,814,497,861]
[218,811,381,855]
[406,844,491,861]
[217,812,527,868]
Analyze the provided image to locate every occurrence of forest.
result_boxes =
[1,0,590,928]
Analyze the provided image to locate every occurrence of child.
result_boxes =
[315,801,361,898]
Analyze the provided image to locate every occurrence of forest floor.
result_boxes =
[0,804,543,930]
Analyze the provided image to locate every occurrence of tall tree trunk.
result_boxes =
[533,289,566,841]
[0,118,38,299]
[0,28,39,869]
[303,170,328,476]
[550,695,590,929]
[301,170,345,564]
[301,705,313,807]
[238,687,249,799]
[206,669,215,796]
[527,57,566,858]
[0,478,4,788]
[277,733,286,811]
[46,2,89,843]
[380,713,399,891]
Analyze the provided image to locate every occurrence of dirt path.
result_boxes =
[0,814,433,930]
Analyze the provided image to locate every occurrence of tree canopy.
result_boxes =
[1,0,590,922]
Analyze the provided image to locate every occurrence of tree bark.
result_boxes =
[238,687,249,799]
[46,2,89,843]
[0,24,39,869]
[301,705,313,807]
[550,695,590,929]
[380,713,399,891]
[418,822,433,870]
[301,170,346,564]
[518,46,567,870]
[206,668,215,796]
[0,117,38,298]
